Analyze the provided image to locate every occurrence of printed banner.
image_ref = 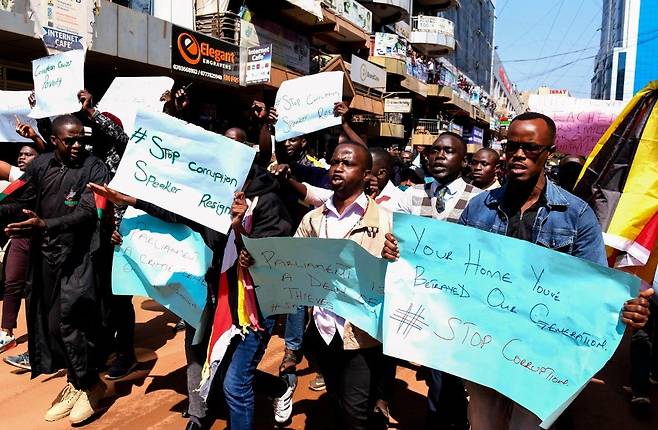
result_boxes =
[97,76,174,135]
[172,25,240,86]
[243,236,387,340]
[29,0,98,54]
[241,18,310,75]
[528,94,625,156]
[109,110,256,233]
[274,71,343,141]
[384,213,639,427]
[112,207,212,329]
[373,32,407,60]
[0,91,39,143]
[245,45,272,85]
[30,49,85,118]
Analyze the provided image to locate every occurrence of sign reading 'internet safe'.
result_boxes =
[109,110,256,234]
[172,25,240,86]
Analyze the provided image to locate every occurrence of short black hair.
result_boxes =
[511,112,557,142]
[436,131,467,153]
[333,142,373,170]
[369,147,393,173]
[475,147,500,163]
[51,114,83,136]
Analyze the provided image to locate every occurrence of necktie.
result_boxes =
[435,186,448,213]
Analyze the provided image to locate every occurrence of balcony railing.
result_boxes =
[196,11,241,45]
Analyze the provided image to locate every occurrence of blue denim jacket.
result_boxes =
[459,179,607,266]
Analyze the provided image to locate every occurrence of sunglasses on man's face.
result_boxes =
[503,141,553,156]
[57,135,87,146]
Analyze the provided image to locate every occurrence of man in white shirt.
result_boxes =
[303,147,405,214]
[290,143,392,430]
[0,145,38,192]
[469,148,501,191]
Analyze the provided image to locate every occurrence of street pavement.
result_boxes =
[1,298,656,429]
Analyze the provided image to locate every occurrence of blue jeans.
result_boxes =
[221,317,275,430]
[284,306,306,351]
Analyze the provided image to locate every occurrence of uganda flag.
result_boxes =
[574,81,658,280]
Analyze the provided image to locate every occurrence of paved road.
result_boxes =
[1,298,656,429]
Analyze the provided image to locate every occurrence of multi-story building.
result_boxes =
[591,0,658,101]
[491,51,522,120]
[437,0,494,91]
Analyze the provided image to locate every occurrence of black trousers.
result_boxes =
[107,294,136,358]
[306,320,386,430]
[37,260,100,390]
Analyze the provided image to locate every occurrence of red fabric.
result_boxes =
[101,111,124,129]
[634,210,658,251]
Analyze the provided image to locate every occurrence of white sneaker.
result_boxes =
[44,383,82,421]
[0,331,16,353]
[273,373,297,425]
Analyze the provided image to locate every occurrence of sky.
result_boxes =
[494,0,603,98]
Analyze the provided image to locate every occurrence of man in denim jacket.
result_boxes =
[383,112,653,429]
[459,112,653,429]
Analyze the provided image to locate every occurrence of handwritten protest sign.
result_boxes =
[112,207,212,329]
[0,91,38,143]
[30,49,85,118]
[97,76,174,135]
[243,236,387,340]
[274,71,343,141]
[109,110,256,233]
[384,213,639,427]
[528,94,624,156]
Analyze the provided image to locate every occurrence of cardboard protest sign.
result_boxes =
[30,49,85,118]
[109,110,256,234]
[0,91,38,143]
[384,213,639,427]
[528,94,624,156]
[112,208,211,329]
[244,212,640,427]
[243,236,387,340]
[97,76,174,135]
[274,71,343,141]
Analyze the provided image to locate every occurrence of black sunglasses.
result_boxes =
[503,141,553,156]
[57,135,87,146]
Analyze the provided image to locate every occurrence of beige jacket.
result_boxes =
[295,197,392,350]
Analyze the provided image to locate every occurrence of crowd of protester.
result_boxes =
[0,83,655,430]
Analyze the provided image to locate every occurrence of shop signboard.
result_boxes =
[241,18,310,75]
[373,32,407,60]
[245,44,272,85]
[415,16,454,35]
[449,122,463,135]
[172,25,240,86]
[29,0,98,54]
[350,55,386,91]
[0,0,14,11]
[337,0,372,33]
[384,98,412,113]
[466,126,484,145]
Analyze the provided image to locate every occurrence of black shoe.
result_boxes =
[185,422,203,430]
[105,354,137,380]
[174,319,186,332]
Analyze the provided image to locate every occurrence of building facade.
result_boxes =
[591,0,658,101]
[438,0,494,91]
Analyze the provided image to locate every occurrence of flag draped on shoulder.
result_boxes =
[574,81,658,278]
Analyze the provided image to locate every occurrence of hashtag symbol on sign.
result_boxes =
[131,127,147,143]
[391,303,428,338]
